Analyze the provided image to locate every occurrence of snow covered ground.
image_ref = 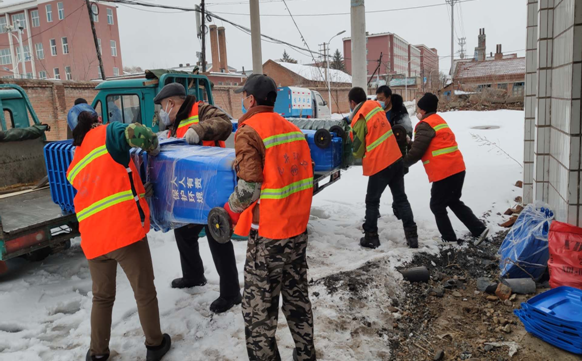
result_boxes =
[0,110,524,361]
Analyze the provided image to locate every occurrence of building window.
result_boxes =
[46,4,53,22]
[53,67,60,80]
[17,45,30,62]
[91,4,99,22]
[110,40,117,57]
[513,82,525,97]
[57,2,65,20]
[65,66,71,80]
[35,43,44,60]
[498,83,508,90]
[113,67,119,76]
[26,72,33,79]
[476,84,491,92]
[97,38,102,54]
[0,17,6,34]
[39,70,47,79]
[31,10,40,27]
[61,37,69,54]
[12,13,26,30]
[50,39,57,56]
[0,49,11,65]
[107,8,114,25]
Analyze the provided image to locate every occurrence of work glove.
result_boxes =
[224,201,241,225]
[184,128,200,145]
[144,182,154,198]
[148,142,160,157]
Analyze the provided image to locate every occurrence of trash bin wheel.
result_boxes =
[329,125,346,141]
[314,128,332,149]
[208,207,233,244]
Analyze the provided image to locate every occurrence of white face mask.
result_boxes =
[159,102,173,126]
[416,112,423,121]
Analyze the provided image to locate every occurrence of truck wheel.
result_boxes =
[314,129,332,149]
[208,207,233,244]
[329,125,346,141]
[23,247,51,262]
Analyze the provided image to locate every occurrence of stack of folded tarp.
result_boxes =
[515,286,582,354]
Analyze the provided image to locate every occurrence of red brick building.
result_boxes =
[0,0,122,81]
[342,32,437,83]
[414,44,439,89]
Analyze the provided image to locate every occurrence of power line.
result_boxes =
[211,0,478,17]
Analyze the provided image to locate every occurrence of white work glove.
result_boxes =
[184,128,200,145]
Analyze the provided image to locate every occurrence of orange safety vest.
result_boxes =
[66,125,150,259]
[170,101,226,148]
[234,112,314,239]
[417,113,466,183]
[350,100,402,176]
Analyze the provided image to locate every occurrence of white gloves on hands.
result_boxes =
[184,128,200,145]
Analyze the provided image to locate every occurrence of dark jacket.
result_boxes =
[402,112,437,168]
[172,95,232,142]
[388,94,413,136]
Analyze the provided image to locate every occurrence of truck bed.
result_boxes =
[0,188,66,234]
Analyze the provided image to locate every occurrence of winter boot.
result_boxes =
[86,351,109,361]
[404,228,419,249]
[474,227,490,246]
[210,293,242,314]
[146,333,171,361]
[360,232,380,249]
[171,277,207,289]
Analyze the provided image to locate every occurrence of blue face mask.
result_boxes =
[378,101,385,109]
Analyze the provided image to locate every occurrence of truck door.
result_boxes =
[313,91,331,119]
[103,93,142,125]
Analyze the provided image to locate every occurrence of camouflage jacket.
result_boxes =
[106,122,159,167]
[171,96,232,142]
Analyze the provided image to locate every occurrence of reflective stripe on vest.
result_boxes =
[177,115,199,133]
[67,145,108,184]
[365,106,384,121]
[432,145,459,157]
[366,129,394,152]
[260,177,314,200]
[263,131,304,149]
[76,190,135,222]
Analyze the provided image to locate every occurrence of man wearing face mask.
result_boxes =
[153,83,241,314]
[349,87,418,250]
[403,93,488,245]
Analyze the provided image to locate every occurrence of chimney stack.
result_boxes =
[494,44,503,60]
[474,28,487,62]
[218,27,229,73]
[209,25,220,73]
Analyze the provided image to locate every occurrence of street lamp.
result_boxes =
[325,30,346,113]
[5,20,27,79]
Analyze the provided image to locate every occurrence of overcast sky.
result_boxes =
[117,0,527,75]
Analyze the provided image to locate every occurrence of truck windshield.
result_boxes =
[106,94,141,124]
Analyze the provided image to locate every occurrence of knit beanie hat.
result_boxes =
[417,93,439,113]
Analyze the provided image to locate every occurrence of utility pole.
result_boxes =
[458,37,466,59]
[250,0,263,73]
[446,0,458,75]
[85,0,105,80]
[350,0,366,90]
[201,0,207,73]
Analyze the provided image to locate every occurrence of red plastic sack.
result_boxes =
[548,221,582,289]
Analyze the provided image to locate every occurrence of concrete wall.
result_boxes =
[524,0,582,225]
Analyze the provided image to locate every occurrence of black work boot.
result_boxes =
[171,277,207,289]
[360,232,380,249]
[86,351,109,361]
[146,333,171,361]
[210,293,242,314]
[404,228,419,249]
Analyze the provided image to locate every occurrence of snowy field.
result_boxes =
[0,110,524,361]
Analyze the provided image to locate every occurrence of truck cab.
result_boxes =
[91,72,214,131]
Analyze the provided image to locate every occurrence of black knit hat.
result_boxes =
[417,93,439,113]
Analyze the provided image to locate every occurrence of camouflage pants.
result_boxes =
[243,231,316,361]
